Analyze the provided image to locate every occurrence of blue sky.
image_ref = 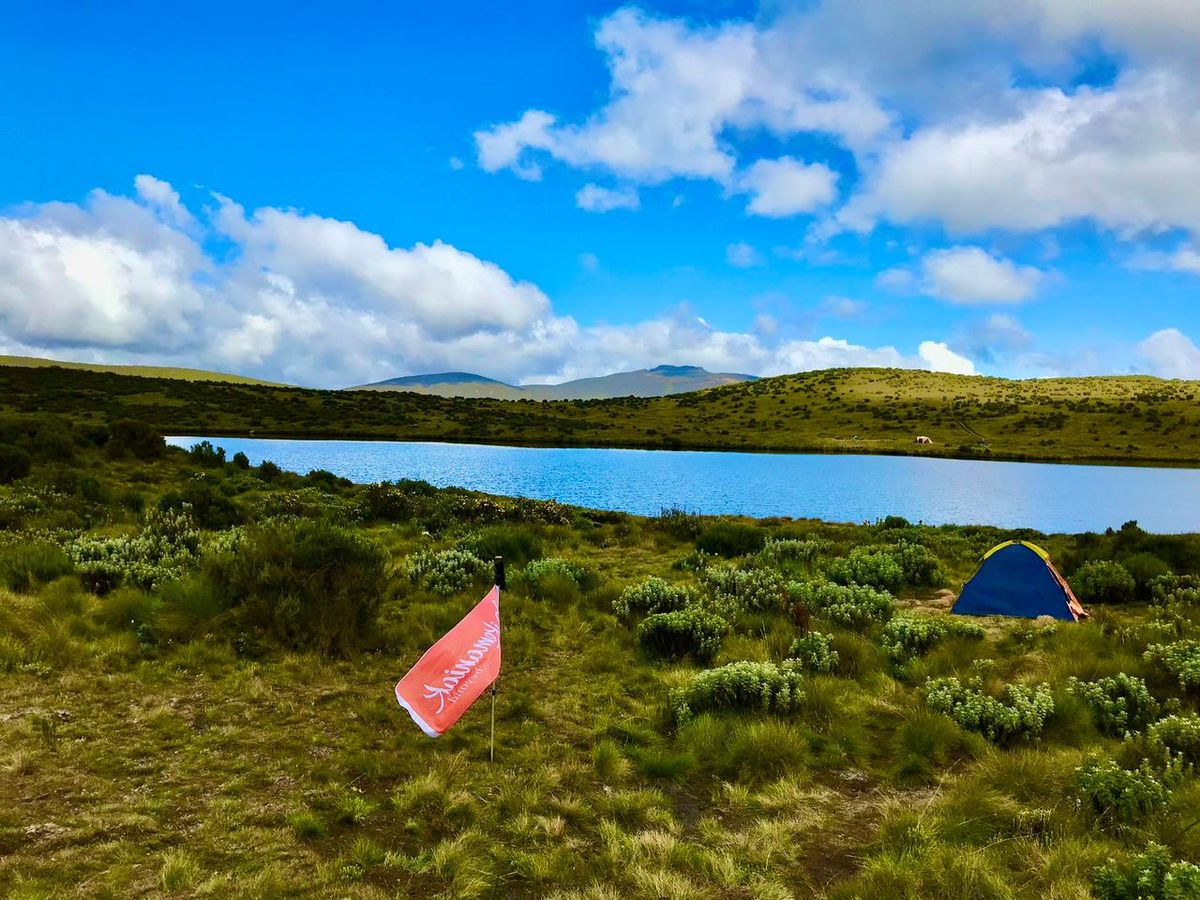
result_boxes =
[1,1,1199,387]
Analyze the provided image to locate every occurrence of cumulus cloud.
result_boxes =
[1129,244,1200,275]
[1140,328,1200,379]
[917,341,977,376]
[919,246,1044,304]
[738,157,838,217]
[575,184,640,212]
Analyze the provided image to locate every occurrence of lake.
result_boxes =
[167,436,1200,534]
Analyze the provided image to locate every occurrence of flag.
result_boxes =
[395,586,501,737]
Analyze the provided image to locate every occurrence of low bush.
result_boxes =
[882,615,985,662]
[209,519,387,655]
[231,451,251,469]
[70,507,200,593]
[106,419,165,460]
[758,538,826,567]
[889,541,945,587]
[0,540,73,592]
[701,564,786,613]
[1147,714,1200,765]
[922,676,1054,744]
[1075,756,1178,822]
[1073,560,1136,605]
[0,444,32,484]
[695,521,765,558]
[520,557,596,602]
[613,577,696,620]
[786,632,839,673]
[158,476,242,530]
[1093,843,1200,900]
[1150,574,1200,607]
[789,580,895,631]
[406,548,490,597]
[636,607,728,662]
[1145,641,1200,691]
[465,524,544,567]
[188,440,226,468]
[670,660,805,724]
[825,546,903,591]
[1121,552,1173,602]
[1068,673,1160,737]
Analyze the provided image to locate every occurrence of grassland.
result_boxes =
[0,355,285,386]
[3,362,1199,467]
[4,414,1200,897]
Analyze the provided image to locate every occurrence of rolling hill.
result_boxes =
[350,364,757,400]
[0,354,286,386]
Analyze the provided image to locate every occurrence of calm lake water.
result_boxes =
[168,437,1200,534]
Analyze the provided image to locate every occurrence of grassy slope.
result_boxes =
[2,434,1200,896]
[3,362,1200,465]
[0,354,285,386]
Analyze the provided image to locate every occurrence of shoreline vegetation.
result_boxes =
[4,413,1200,895]
[4,361,1200,467]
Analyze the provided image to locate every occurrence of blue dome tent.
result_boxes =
[953,541,1088,622]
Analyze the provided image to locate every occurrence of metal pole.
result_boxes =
[489,683,496,763]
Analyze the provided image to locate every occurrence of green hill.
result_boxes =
[0,354,286,386]
[2,361,1199,465]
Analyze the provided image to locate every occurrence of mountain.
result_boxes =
[349,364,758,400]
[0,354,287,386]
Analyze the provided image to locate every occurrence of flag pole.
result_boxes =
[491,556,505,764]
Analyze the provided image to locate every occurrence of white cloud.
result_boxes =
[917,341,978,376]
[920,246,1044,304]
[726,241,763,268]
[1139,328,1200,379]
[738,157,838,217]
[1129,245,1200,275]
[575,184,640,212]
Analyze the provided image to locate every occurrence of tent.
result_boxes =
[952,540,1088,621]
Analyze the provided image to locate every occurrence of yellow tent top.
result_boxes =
[981,540,1050,562]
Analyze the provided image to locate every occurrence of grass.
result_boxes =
[4,362,1200,465]
[2,416,1200,895]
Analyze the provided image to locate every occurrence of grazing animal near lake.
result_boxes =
[915,435,933,445]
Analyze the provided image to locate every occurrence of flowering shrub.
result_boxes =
[69,507,200,593]
[825,547,904,591]
[670,660,805,724]
[614,577,697,620]
[758,538,827,567]
[406,548,490,596]
[1148,714,1200,765]
[1068,674,1160,737]
[882,614,985,661]
[701,565,787,613]
[1150,574,1200,607]
[922,676,1054,743]
[1145,641,1200,690]
[522,557,593,588]
[788,580,894,631]
[636,607,728,662]
[1093,843,1200,900]
[786,632,839,673]
[1075,756,1179,822]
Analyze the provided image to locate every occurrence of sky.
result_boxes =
[1,0,1199,388]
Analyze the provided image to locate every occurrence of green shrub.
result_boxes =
[0,540,73,592]
[107,419,165,460]
[210,519,386,655]
[922,676,1054,743]
[881,615,985,662]
[520,557,596,598]
[158,477,241,530]
[613,577,696,620]
[654,507,702,540]
[826,546,903,591]
[1150,575,1200,607]
[789,580,895,631]
[695,521,765,558]
[0,444,32,484]
[786,632,839,673]
[636,607,728,662]
[188,440,226,467]
[1121,553,1173,602]
[1068,673,1160,737]
[70,507,200,593]
[232,451,251,469]
[1073,560,1136,605]
[1147,714,1200,765]
[406,548,490,597]
[670,660,805,724]
[701,564,786,613]
[1075,756,1177,822]
[889,541,945,587]
[1093,843,1200,899]
[758,538,826,567]
[1145,641,1200,690]
[465,524,544,567]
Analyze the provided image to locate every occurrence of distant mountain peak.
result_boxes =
[648,364,705,375]
[368,371,511,388]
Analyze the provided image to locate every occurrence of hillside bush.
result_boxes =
[636,607,728,662]
[614,577,696,620]
[1145,641,1200,691]
[922,676,1054,743]
[789,580,894,631]
[1068,673,1160,737]
[1073,560,1136,605]
[695,521,765,558]
[0,444,32,484]
[786,632,839,673]
[209,519,386,655]
[1075,757,1177,822]
[406,548,490,596]
[1147,714,1200,765]
[670,660,805,724]
[882,615,985,662]
[1093,843,1200,900]
[701,565,786,613]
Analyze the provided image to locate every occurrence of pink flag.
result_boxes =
[395,586,501,737]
